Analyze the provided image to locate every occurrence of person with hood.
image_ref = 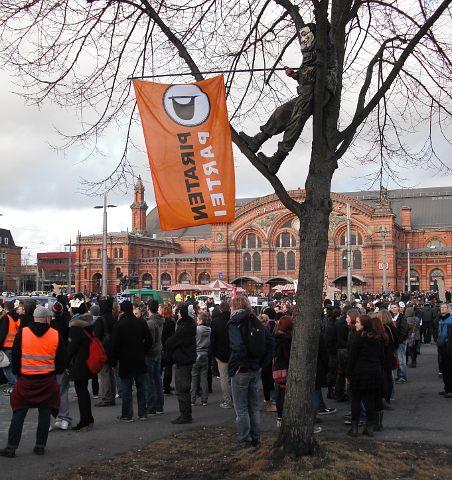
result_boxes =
[144,299,165,415]
[0,300,21,395]
[165,302,197,424]
[191,311,211,406]
[210,301,232,408]
[109,300,152,421]
[93,298,116,407]
[66,300,95,431]
[0,306,65,458]
[228,296,274,449]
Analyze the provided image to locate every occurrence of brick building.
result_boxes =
[0,228,22,292]
[37,251,76,292]
[75,181,452,299]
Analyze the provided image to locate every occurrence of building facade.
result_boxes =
[37,251,76,292]
[0,229,22,292]
[75,181,452,299]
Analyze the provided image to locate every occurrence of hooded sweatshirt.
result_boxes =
[195,324,211,356]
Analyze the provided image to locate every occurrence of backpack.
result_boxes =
[83,330,107,374]
[240,313,267,358]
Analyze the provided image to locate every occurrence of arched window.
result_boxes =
[97,249,101,259]
[405,269,420,292]
[430,268,444,292]
[142,273,152,288]
[277,252,285,271]
[82,249,87,261]
[86,249,91,260]
[160,272,171,287]
[276,232,296,248]
[198,272,211,284]
[287,251,296,271]
[243,253,252,272]
[114,248,118,258]
[179,272,191,284]
[252,252,261,272]
[353,250,362,270]
[340,231,363,246]
[241,233,262,249]
[427,239,444,248]
[119,248,123,259]
[116,267,122,278]
[198,246,211,253]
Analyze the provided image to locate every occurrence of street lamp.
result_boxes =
[64,240,74,294]
[94,194,117,298]
[379,226,389,293]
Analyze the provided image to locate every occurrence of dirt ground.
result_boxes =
[48,426,452,480]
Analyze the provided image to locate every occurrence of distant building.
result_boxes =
[0,228,22,292]
[37,251,76,292]
[75,181,452,299]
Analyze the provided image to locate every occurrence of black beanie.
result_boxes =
[120,300,133,313]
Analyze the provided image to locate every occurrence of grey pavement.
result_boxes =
[0,343,451,479]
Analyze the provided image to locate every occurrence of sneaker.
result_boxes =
[314,426,322,434]
[156,411,164,415]
[201,402,208,406]
[2,387,13,396]
[116,416,134,422]
[33,446,45,455]
[138,415,148,421]
[395,378,407,384]
[92,395,100,399]
[317,407,337,415]
[54,419,70,430]
[219,401,233,409]
[264,402,277,412]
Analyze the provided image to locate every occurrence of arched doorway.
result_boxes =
[430,268,445,298]
[160,272,171,290]
[142,273,152,289]
[333,275,365,294]
[198,272,210,285]
[405,269,420,292]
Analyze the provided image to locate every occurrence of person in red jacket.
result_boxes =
[0,306,66,458]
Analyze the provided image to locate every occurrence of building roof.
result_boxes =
[0,228,17,247]
[145,186,452,238]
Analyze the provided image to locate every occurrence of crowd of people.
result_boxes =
[0,289,451,457]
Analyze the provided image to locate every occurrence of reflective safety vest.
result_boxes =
[4,314,21,349]
[21,327,59,375]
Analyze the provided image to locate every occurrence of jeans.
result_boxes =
[397,340,408,380]
[231,370,260,443]
[216,358,232,405]
[56,370,72,424]
[175,364,193,419]
[191,354,209,403]
[145,355,164,413]
[121,374,147,419]
[7,407,51,449]
[2,350,16,386]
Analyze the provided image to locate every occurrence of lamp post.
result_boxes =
[346,204,352,301]
[94,194,117,298]
[407,243,411,293]
[379,226,388,293]
[64,240,73,294]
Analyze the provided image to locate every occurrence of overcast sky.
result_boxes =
[1,65,451,263]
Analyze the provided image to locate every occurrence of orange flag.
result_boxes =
[133,76,235,230]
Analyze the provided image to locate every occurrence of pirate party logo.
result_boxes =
[163,84,211,126]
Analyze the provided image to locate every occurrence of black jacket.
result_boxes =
[394,313,409,342]
[335,317,349,350]
[210,311,230,362]
[165,317,197,366]
[12,322,66,377]
[109,312,152,378]
[324,316,338,355]
[67,313,94,382]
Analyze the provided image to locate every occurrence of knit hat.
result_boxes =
[34,305,53,318]
[120,300,133,313]
[52,301,63,314]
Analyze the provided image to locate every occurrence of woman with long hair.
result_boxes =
[346,314,384,437]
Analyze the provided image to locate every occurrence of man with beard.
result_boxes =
[239,22,337,174]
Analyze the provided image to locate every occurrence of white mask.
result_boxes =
[299,26,314,49]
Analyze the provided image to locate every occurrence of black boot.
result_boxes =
[347,421,359,437]
[239,131,269,153]
[257,150,288,174]
[362,423,374,437]
[374,411,384,432]
[0,447,16,458]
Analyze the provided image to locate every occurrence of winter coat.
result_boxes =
[67,313,94,382]
[346,332,384,392]
[165,317,197,366]
[210,311,230,362]
[147,313,164,357]
[393,313,409,342]
[383,323,399,369]
[195,324,211,356]
[335,317,349,350]
[109,312,152,378]
[406,314,421,342]
[324,316,338,355]
[227,309,274,377]
[316,334,329,390]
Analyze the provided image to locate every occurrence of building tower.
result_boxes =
[130,176,148,234]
